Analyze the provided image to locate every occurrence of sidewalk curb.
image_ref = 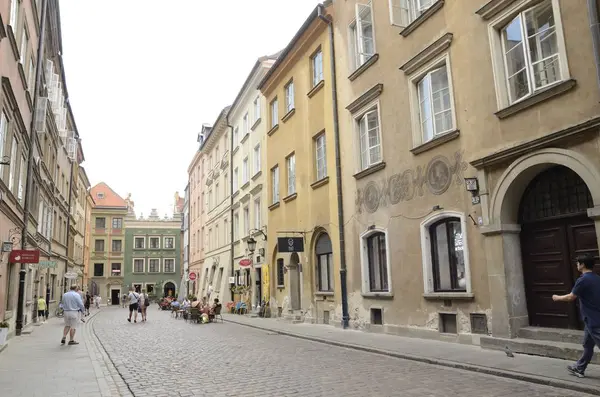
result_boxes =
[224,317,600,396]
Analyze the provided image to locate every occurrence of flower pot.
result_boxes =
[0,328,8,346]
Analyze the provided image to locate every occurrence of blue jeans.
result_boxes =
[575,325,600,373]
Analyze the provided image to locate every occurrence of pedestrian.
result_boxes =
[37,295,47,323]
[553,253,600,378]
[138,289,149,322]
[121,294,127,308]
[60,285,85,345]
[127,287,140,323]
[84,292,91,316]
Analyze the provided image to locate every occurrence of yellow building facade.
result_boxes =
[260,3,343,324]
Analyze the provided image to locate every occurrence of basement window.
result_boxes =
[370,308,383,325]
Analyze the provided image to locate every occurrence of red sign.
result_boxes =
[9,250,40,264]
[188,272,197,281]
[239,259,252,267]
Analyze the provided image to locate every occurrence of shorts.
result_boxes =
[129,303,138,312]
[38,310,45,317]
[64,311,79,328]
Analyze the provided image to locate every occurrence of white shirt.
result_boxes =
[128,292,139,304]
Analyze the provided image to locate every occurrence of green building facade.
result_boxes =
[124,209,182,299]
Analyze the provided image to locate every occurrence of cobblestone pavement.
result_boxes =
[90,307,593,397]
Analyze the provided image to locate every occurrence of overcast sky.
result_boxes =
[59,0,319,217]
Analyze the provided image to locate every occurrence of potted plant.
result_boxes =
[0,321,9,346]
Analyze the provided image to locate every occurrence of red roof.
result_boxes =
[90,182,128,208]
[175,197,184,213]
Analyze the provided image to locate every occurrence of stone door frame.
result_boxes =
[479,148,600,337]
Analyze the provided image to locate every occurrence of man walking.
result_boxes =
[37,295,47,323]
[60,285,85,345]
[127,287,140,323]
[553,253,600,377]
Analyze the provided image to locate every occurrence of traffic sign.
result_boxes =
[189,272,197,281]
[9,250,40,264]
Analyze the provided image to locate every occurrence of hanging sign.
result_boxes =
[188,272,197,281]
[9,250,40,263]
[277,237,304,253]
[239,259,252,267]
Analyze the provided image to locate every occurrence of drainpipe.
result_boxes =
[64,159,75,291]
[226,116,235,302]
[588,0,600,98]
[16,0,49,336]
[318,6,350,329]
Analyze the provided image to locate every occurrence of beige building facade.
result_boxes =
[229,55,276,311]
[198,107,232,303]
[187,124,210,297]
[332,0,600,343]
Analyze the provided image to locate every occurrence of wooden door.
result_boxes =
[521,220,579,329]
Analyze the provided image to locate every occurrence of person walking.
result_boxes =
[60,285,85,345]
[138,289,149,322]
[37,295,47,323]
[84,292,91,316]
[127,287,140,323]
[553,253,600,378]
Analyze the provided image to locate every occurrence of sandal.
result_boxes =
[61,337,66,345]
[68,341,79,345]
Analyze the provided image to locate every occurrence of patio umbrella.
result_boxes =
[178,276,187,302]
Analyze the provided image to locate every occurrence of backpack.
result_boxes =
[143,294,149,307]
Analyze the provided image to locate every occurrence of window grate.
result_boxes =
[519,166,592,223]
[470,313,488,335]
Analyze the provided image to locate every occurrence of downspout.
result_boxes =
[318,6,350,329]
[587,0,600,97]
[65,158,75,291]
[16,0,49,336]
[226,116,235,302]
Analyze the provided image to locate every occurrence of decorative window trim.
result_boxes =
[486,0,570,113]
[148,258,161,273]
[419,210,472,297]
[149,236,161,250]
[400,33,453,75]
[163,258,176,273]
[353,99,384,173]
[406,52,458,150]
[346,83,384,114]
[359,227,393,296]
[132,257,145,273]
[163,236,175,249]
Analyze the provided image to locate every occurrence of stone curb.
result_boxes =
[224,317,600,396]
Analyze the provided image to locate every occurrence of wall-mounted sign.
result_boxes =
[9,249,40,264]
[277,237,304,253]
[239,259,252,267]
[188,272,197,281]
[38,260,57,268]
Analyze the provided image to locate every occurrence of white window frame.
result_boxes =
[19,25,28,64]
[253,144,261,175]
[233,127,239,147]
[164,236,175,249]
[233,167,239,192]
[243,112,249,136]
[354,101,383,172]
[315,133,327,180]
[253,96,261,123]
[148,258,160,273]
[390,0,436,27]
[419,210,472,297]
[163,258,176,273]
[242,157,249,183]
[270,97,279,127]
[234,212,240,240]
[17,153,25,202]
[133,258,145,273]
[286,154,296,196]
[8,136,18,193]
[254,198,261,230]
[243,206,250,236]
[149,236,160,249]
[0,111,7,163]
[27,56,35,89]
[311,49,324,87]
[349,2,376,71]
[9,0,19,29]
[271,165,280,204]
[487,0,569,110]
[407,53,457,147]
[359,227,392,295]
[285,81,295,113]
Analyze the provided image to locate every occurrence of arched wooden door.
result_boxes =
[519,165,599,329]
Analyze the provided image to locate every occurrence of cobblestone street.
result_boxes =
[88,307,591,397]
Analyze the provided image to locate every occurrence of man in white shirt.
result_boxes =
[60,286,85,345]
[127,287,140,323]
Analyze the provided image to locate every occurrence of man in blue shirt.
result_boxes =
[60,285,85,345]
[553,253,600,378]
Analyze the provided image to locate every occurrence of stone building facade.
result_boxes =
[229,54,276,311]
[330,0,600,343]
[261,3,342,324]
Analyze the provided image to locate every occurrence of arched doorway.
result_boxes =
[289,252,301,310]
[519,165,598,329]
[315,233,333,292]
[164,282,176,298]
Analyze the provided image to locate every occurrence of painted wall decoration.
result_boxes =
[356,151,468,213]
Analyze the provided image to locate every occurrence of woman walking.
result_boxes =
[138,289,149,322]
[84,292,91,316]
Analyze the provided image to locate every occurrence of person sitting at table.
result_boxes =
[208,298,220,322]
[171,300,181,311]
[190,297,200,308]
[182,298,191,309]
